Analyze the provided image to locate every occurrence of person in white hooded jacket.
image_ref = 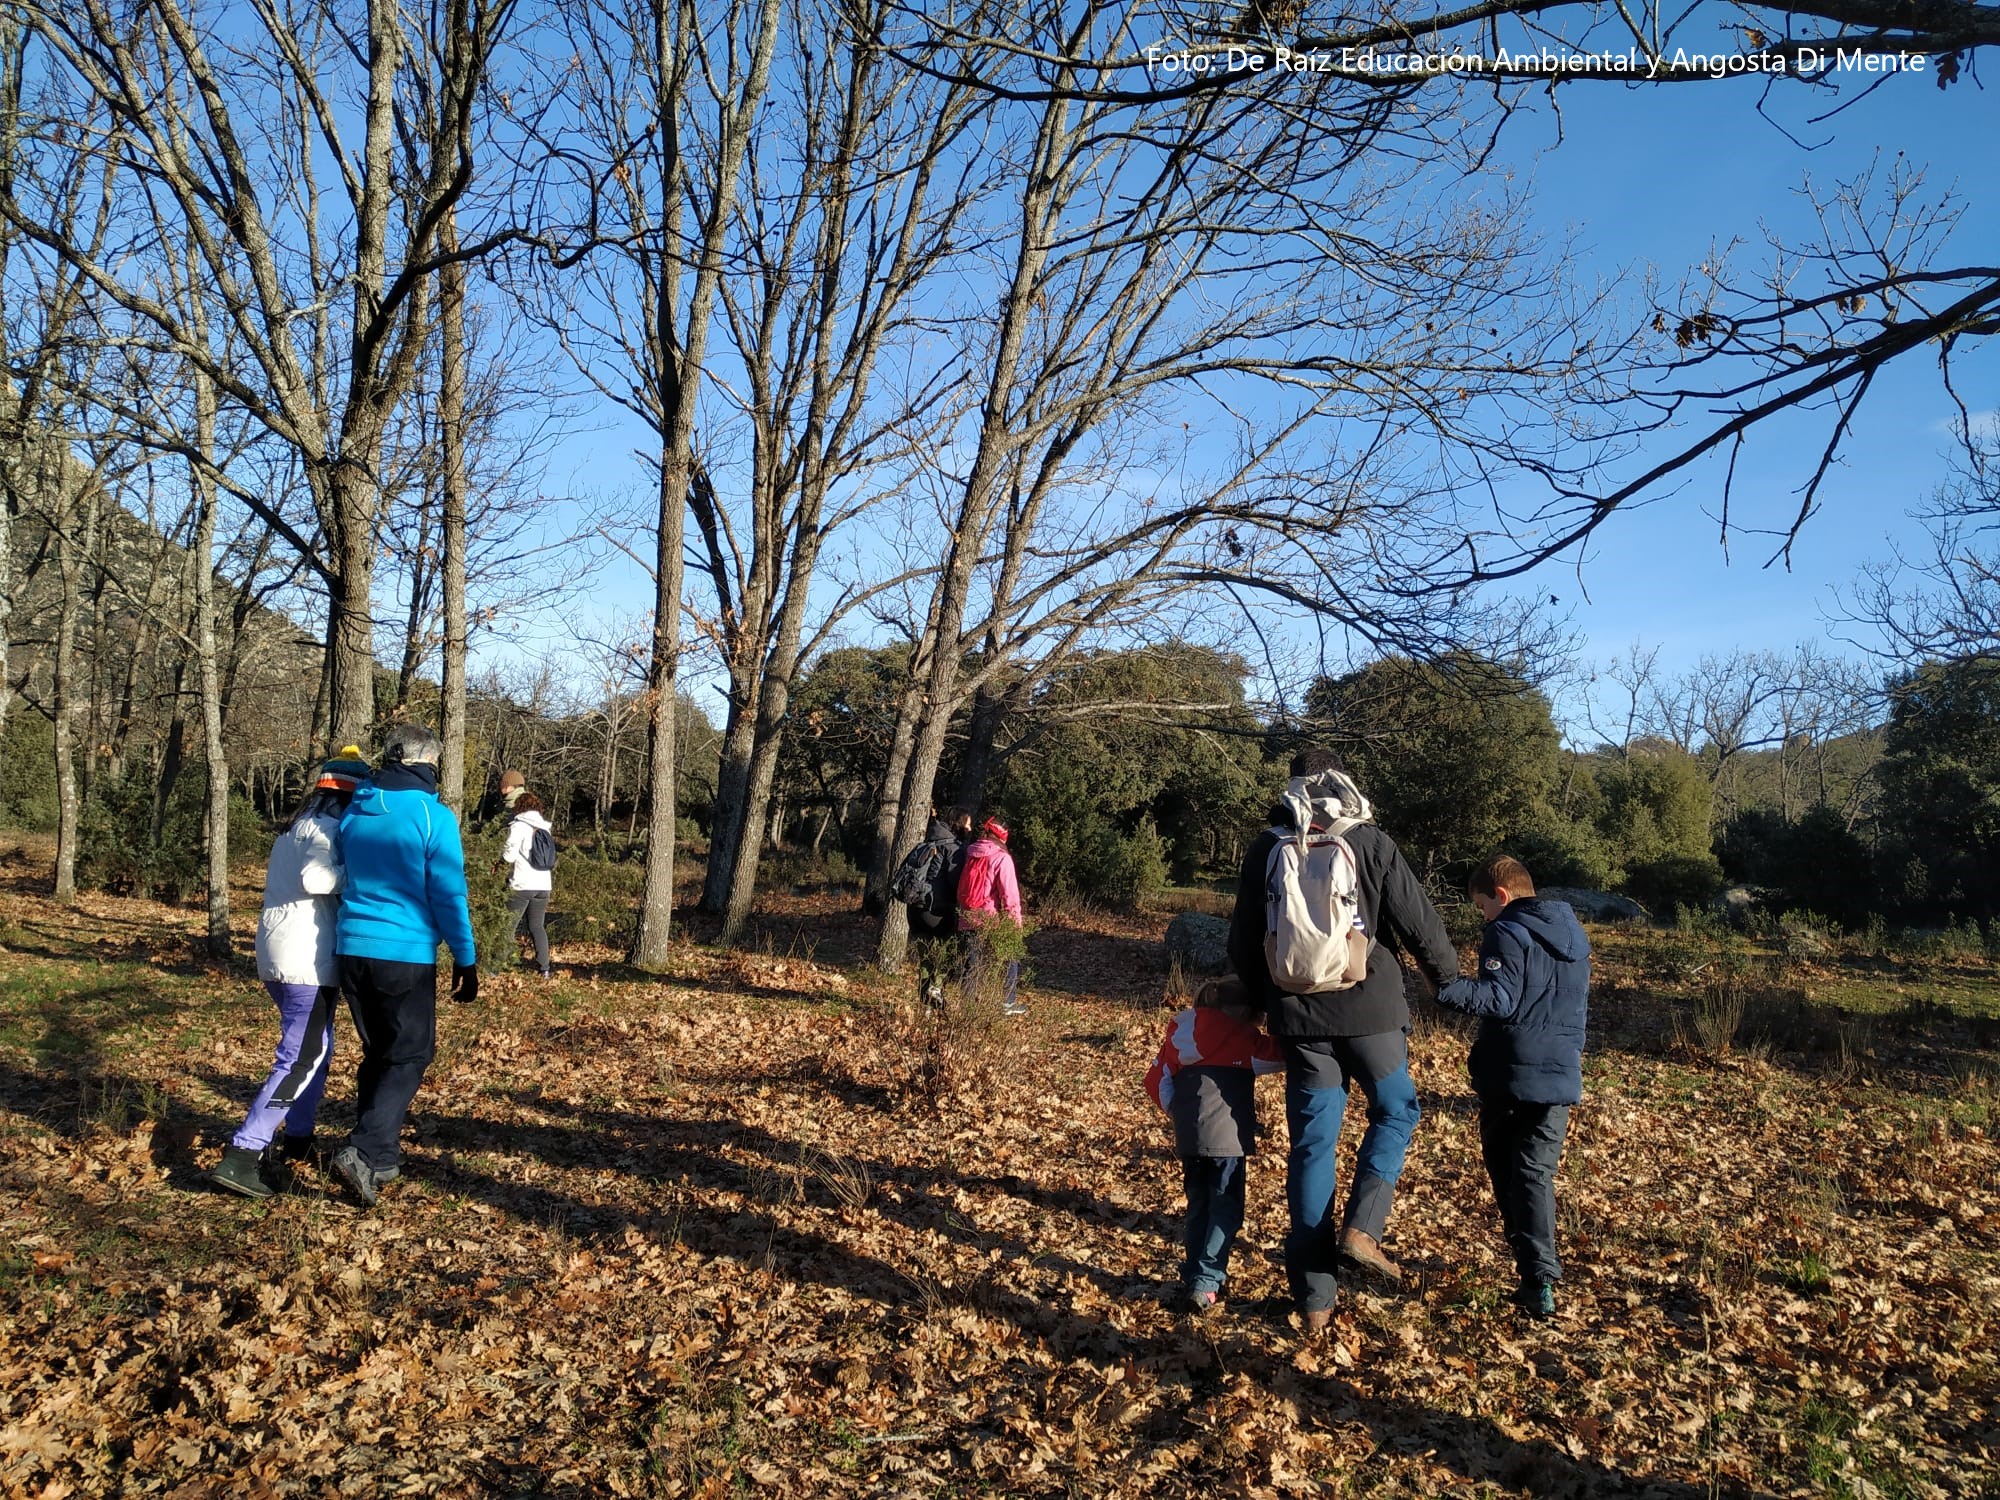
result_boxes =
[209,751,372,1198]
[499,790,555,977]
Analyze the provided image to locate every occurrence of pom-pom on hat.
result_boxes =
[981,817,1009,843]
[315,746,372,793]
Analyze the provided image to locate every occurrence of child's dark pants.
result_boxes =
[1478,1099,1570,1285]
[1181,1155,1246,1296]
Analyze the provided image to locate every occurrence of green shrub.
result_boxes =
[1508,816,1614,891]
[1016,811,1166,906]
[0,713,59,831]
[1623,852,1723,919]
[76,773,264,900]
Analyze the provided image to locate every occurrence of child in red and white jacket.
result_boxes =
[1146,975,1284,1312]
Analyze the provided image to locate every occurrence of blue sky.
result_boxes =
[491,56,1999,723]
[1486,68,1999,677]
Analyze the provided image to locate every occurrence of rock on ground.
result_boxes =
[1164,910,1232,974]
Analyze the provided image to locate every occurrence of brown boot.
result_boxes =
[1302,1307,1334,1336]
[1337,1227,1402,1284]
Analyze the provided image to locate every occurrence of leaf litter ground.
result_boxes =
[0,850,1995,1497]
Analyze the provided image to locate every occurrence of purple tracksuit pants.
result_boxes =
[230,982,336,1152]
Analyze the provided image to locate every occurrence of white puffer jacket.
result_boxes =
[255,812,345,986]
[501,810,554,892]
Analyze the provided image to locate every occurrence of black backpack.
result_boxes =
[525,824,559,872]
[890,837,960,923]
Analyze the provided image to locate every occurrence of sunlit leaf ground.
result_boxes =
[2,837,1995,1497]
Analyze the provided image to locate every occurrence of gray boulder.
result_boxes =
[1540,886,1648,923]
[1165,911,1233,974]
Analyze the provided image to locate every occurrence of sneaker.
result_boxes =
[209,1146,274,1200]
[921,983,945,1009]
[1186,1288,1220,1315]
[1002,1002,1028,1018]
[330,1145,381,1208]
[1517,1280,1557,1319]
[1337,1228,1402,1284]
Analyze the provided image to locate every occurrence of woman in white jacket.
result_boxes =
[500,791,555,978]
[209,753,370,1199]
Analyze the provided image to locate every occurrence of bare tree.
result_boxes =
[6,0,525,750]
[690,0,996,943]
[534,0,783,967]
[861,7,1612,966]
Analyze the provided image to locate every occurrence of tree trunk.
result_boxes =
[630,458,687,970]
[699,682,757,913]
[438,214,470,812]
[191,378,231,956]
[51,500,80,905]
[861,679,924,918]
[325,461,381,750]
[952,677,1011,813]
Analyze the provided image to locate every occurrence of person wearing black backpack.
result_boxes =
[500,791,556,978]
[894,807,970,1007]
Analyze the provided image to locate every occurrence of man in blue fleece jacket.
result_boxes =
[1436,854,1590,1319]
[330,723,478,1206]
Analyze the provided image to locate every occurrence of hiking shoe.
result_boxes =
[209,1146,274,1200]
[1002,1002,1028,1018]
[921,983,945,1009]
[330,1145,381,1208]
[1337,1228,1402,1284]
[1517,1280,1557,1319]
[278,1133,318,1163]
[1302,1306,1335,1337]
[1186,1288,1220,1315]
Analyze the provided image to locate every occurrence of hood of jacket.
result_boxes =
[924,816,957,844]
[513,809,553,833]
[348,762,438,812]
[1501,897,1588,961]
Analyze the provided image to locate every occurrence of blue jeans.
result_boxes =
[230,982,336,1152]
[1181,1156,1246,1295]
[1283,1031,1420,1312]
[1479,1099,1570,1285]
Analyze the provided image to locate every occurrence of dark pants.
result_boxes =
[1181,1155,1246,1296]
[1479,1098,1570,1286]
[1283,1031,1421,1312]
[506,890,550,972]
[340,956,438,1173]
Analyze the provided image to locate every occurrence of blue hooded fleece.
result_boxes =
[334,765,477,967]
[1437,896,1590,1105]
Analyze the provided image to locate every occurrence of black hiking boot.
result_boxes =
[210,1146,274,1199]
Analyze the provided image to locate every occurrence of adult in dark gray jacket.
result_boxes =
[1228,750,1459,1328]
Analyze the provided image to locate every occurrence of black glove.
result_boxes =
[451,964,479,1005]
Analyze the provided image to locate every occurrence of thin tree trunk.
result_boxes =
[191,374,231,955]
[861,680,924,918]
[51,482,81,904]
[438,212,469,812]
[0,13,18,790]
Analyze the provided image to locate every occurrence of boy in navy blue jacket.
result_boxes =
[1436,855,1590,1319]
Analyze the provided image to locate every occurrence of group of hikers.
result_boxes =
[208,727,557,1206]
[216,734,1590,1333]
[1145,750,1592,1326]
[892,808,1029,1016]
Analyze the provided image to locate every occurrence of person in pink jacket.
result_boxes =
[956,816,1026,1016]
